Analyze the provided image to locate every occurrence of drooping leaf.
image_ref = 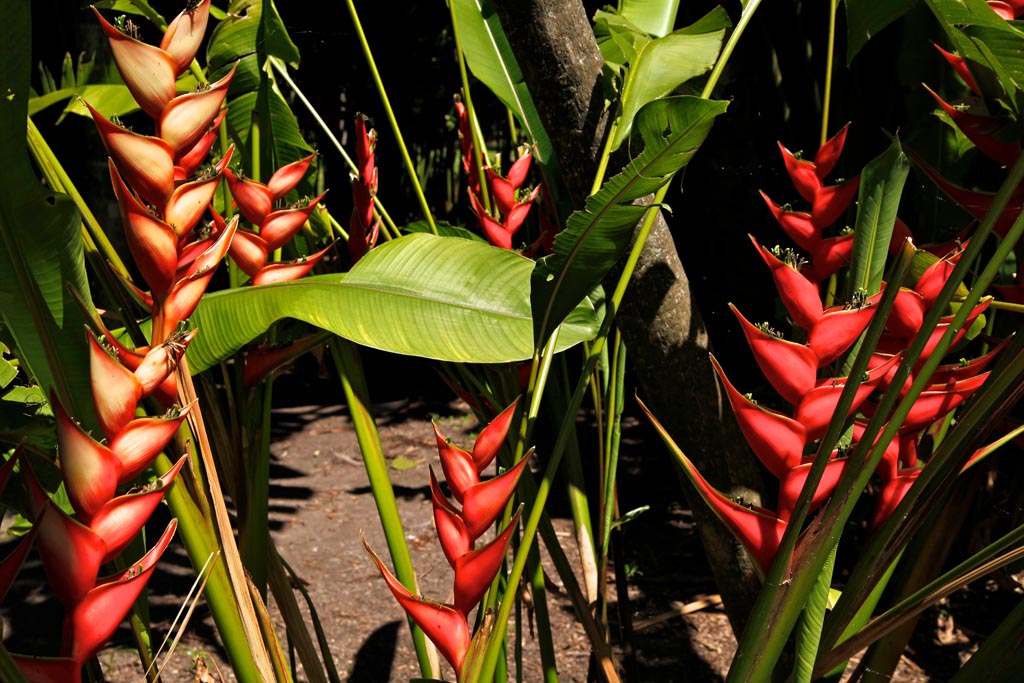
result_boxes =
[849,136,910,297]
[844,0,918,65]
[187,233,598,371]
[451,0,554,164]
[609,10,727,149]
[530,96,727,345]
[0,1,95,425]
[619,0,681,38]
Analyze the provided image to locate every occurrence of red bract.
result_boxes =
[349,116,381,264]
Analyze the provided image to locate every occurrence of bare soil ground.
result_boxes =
[2,358,1009,682]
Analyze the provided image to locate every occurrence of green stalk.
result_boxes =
[268,58,399,238]
[700,0,764,100]
[0,643,29,683]
[793,544,836,683]
[329,338,437,679]
[155,453,267,683]
[344,0,438,234]
[820,0,839,147]
[598,333,625,628]
[525,542,558,683]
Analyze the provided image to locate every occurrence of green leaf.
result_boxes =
[844,0,918,65]
[0,0,95,425]
[187,234,599,372]
[531,96,727,345]
[404,219,486,242]
[0,357,17,390]
[619,0,681,38]
[610,12,726,149]
[849,135,910,297]
[451,0,554,164]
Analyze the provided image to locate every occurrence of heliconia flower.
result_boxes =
[176,110,226,180]
[453,508,521,615]
[132,328,197,396]
[87,101,175,207]
[460,455,529,540]
[0,453,35,603]
[487,154,533,216]
[431,468,472,566]
[364,536,472,676]
[752,238,823,329]
[89,456,186,562]
[759,193,857,282]
[107,404,193,481]
[250,245,333,286]
[12,655,82,683]
[63,521,177,663]
[872,468,921,529]
[242,335,325,387]
[924,85,1020,166]
[432,399,520,501]
[987,0,1024,20]
[159,0,212,73]
[54,397,124,521]
[92,8,179,119]
[731,305,820,405]
[164,150,233,237]
[454,99,480,195]
[906,148,1024,238]
[897,372,990,435]
[711,355,807,479]
[794,355,899,441]
[109,161,178,298]
[350,115,381,264]
[776,459,847,522]
[934,44,980,94]
[157,65,235,156]
[225,154,316,226]
[87,330,143,439]
[468,399,519,472]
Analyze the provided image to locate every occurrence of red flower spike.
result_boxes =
[479,212,514,250]
[267,153,316,200]
[929,337,1009,385]
[487,168,518,216]
[157,65,235,155]
[808,295,879,366]
[109,265,156,309]
[778,142,822,202]
[54,398,124,521]
[176,111,225,180]
[90,456,186,563]
[110,161,178,298]
[760,192,818,251]
[872,470,921,529]
[225,169,274,225]
[228,228,270,277]
[899,372,990,434]
[925,85,1020,166]
[887,288,927,339]
[109,403,194,481]
[806,233,856,282]
[461,455,530,540]
[0,529,36,604]
[672,444,785,574]
[364,537,471,676]
[133,329,196,396]
[160,216,238,338]
[899,434,919,469]
[87,330,143,439]
[853,421,901,480]
[795,355,900,441]
[470,399,520,473]
[504,197,537,236]
[915,254,960,307]
[12,655,82,683]
[159,0,211,74]
[93,8,178,119]
[250,245,333,286]
[259,191,328,250]
[934,44,979,93]
[33,499,106,608]
[811,177,859,229]
[732,304,819,406]
[434,422,480,503]
[751,237,822,329]
[64,520,177,663]
[453,508,522,616]
[88,102,174,207]
[711,356,806,478]
[813,124,851,179]
[164,149,233,237]
[777,460,847,522]
[430,469,471,567]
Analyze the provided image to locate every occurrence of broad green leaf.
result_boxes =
[610,13,726,149]
[187,233,599,371]
[620,0,681,38]
[849,136,909,297]
[451,0,554,164]
[844,0,917,65]
[531,96,728,345]
[594,10,646,73]
[0,1,95,425]
[0,357,17,390]
[224,88,314,172]
[794,545,837,683]
[30,84,139,119]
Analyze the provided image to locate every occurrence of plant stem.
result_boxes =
[821,0,839,147]
[344,0,438,234]
[701,0,764,99]
[448,0,492,211]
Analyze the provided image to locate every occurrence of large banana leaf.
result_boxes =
[0,1,95,425]
[530,96,727,345]
[619,0,681,38]
[844,0,917,65]
[451,0,554,164]
[186,233,599,372]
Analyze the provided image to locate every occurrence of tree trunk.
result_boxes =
[491,0,765,634]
